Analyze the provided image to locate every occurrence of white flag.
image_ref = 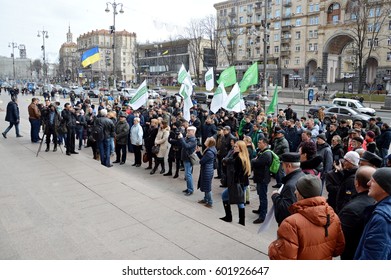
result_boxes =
[210,82,227,114]
[179,81,193,121]
[129,80,148,110]
[178,64,188,84]
[223,83,242,113]
[205,68,214,91]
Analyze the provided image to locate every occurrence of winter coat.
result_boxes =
[154,126,170,158]
[44,110,61,134]
[325,168,358,213]
[5,101,20,124]
[197,146,217,193]
[130,123,143,146]
[338,191,376,260]
[268,197,345,260]
[144,127,158,149]
[331,144,345,164]
[223,152,249,204]
[201,123,217,142]
[115,120,130,146]
[285,126,301,152]
[217,133,235,159]
[354,195,391,260]
[167,130,182,161]
[273,136,289,158]
[94,116,115,140]
[376,128,391,150]
[180,135,197,162]
[272,169,305,226]
[251,148,272,184]
[317,142,333,177]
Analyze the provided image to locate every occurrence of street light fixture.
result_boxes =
[8,42,18,81]
[105,1,124,89]
[37,28,49,84]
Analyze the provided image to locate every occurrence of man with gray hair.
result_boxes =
[95,109,115,167]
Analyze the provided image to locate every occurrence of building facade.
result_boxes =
[137,38,216,86]
[59,26,79,83]
[0,56,32,82]
[76,29,137,86]
[214,0,391,89]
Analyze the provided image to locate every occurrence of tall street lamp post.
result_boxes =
[105,1,124,90]
[261,0,269,100]
[37,28,49,84]
[8,42,18,81]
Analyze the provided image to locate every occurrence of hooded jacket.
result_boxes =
[268,197,345,260]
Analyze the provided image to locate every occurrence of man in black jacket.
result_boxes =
[61,103,78,156]
[2,97,23,138]
[338,166,376,259]
[271,152,305,226]
[251,137,273,224]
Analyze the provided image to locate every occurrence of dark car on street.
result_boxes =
[194,92,213,104]
[88,89,99,98]
[323,106,370,127]
[307,104,335,118]
[244,93,262,106]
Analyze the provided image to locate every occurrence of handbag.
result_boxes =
[151,145,160,154]
[188,152,200,166]
[142,152,149,163]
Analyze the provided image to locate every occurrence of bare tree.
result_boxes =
[31,59,42,80]
[344,0,391,93]
[201,14,219,69]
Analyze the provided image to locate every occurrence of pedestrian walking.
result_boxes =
[2,97,23,139]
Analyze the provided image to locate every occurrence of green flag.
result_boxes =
[217,66,236,87]
[266,85,278,115]
[239,62,258,93]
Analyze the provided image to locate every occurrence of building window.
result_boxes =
[240,5,245,13]
[276,10,281,18]
[309,16,319,25]
[295,31,301,39]
[368,23,381,32]
[387,52,391,61]
[274,33,280,41]
[247,16,252,23]
[296,5,302,14]
[295,44,301,52]
[315,3,320,11]
[276,0,281,5]
[296,19,302,26]
[388,37,391,46]
[309,30,313,38]
[285,8,291,17]
[239,17,244,24]
[367,38,379,47]
[284,59,290,65]
[274,22,280,29]
[309,43,313,51]
[389,20,391,30]
[295,57,300,65]
[274,46,280,53]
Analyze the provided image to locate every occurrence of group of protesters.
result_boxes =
[2,87,391,259]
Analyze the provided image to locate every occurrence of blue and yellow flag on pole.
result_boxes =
[81,47,101,68]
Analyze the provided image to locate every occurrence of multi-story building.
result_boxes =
[59,26,79,83]
[76,29,137,86]
[137,38,216,86]
[214,0,391,90]
[0,55,32,82]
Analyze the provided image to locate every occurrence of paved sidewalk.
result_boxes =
[0,92,277,260]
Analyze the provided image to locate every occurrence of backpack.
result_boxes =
[91,122,104,142]
[261,149,281,174]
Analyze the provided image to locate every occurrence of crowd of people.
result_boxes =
[2,88,391,260]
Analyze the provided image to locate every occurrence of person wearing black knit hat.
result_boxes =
[269,174,345,260]
[355,167,391,260]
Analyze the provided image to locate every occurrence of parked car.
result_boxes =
[323,106,370,127]
[148,90,160,99]
[193,92,208,104]
[332,98,376,116]
[244,93,262,106]
[152,87,168,97]
[307,104,335,118]
[120,88,137,99]
[88,89,99,98]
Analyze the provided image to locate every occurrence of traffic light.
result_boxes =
[110,25,115,34]
[41,45,45,51]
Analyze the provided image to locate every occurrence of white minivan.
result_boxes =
[332,98,376,116]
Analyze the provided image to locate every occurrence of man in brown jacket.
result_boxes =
[27,97,41,143]
[269,175,345,260]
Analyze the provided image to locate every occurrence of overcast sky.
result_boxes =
[0,0,216,63]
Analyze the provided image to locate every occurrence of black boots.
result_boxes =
[164,161,172,176]
[219,201,232,222]
[45,144,50,152]
[150,160,158,175]
[53,145,57,152]
[239,208,245,226]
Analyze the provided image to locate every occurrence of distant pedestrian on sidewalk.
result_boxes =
[2,96,23,139]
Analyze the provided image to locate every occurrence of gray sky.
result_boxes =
[0,0,216,62]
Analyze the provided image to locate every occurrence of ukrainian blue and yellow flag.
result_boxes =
[81,47,100,68]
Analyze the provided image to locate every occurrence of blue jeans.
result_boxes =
[99,138,111,167]
[3,122,20,136]
[204,191,213,206]
[256,183,268,220]
[110,137,115,154]
[76,127,84,148]
[222,187,246,209]
[381,148,389,167]
[184,160,194,193]
[29,118,41,142]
